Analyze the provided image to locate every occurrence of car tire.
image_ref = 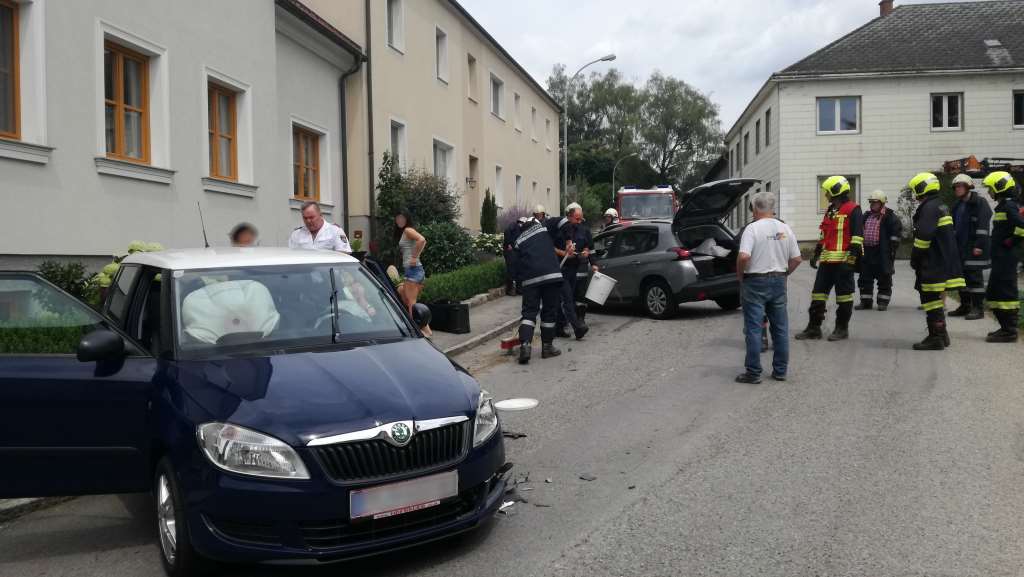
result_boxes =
[714,295,741,310]
[155,457,212,577]
[641,279,677,319]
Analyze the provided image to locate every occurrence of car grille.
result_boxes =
[311,421,471,483]
[298,487,483,550]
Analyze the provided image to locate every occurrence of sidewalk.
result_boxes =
[430,294,522,356]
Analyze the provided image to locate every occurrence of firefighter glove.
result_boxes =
[810,246,821,269]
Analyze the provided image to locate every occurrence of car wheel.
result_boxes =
[641,279,677,319]
[155,457,211,577]
[714,295,741,310]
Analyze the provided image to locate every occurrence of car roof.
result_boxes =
[597,220,673,234]
[121,247,358,271]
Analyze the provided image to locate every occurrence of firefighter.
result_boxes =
[982,171,1023,343]
[511,217,564,363]
[948,173,992,320]
[602,208,620,230]
[908,172,965,350]
[795,176,864,341]
[856,190,903,311]
[554,204,591,339]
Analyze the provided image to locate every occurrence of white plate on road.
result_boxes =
[494,398,539,412]
[349,470,458,520]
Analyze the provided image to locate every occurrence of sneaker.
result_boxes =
[771,373,787,382]
[735,373,762,384]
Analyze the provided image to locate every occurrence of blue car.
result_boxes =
[0,248,509,576]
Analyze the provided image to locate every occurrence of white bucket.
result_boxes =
[585,271,617,305]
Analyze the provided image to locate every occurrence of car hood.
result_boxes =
[673,178,761,228]
[172,338,478,446]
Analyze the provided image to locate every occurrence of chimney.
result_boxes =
[879,0,894,17]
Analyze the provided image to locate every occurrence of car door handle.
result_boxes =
[631,260,642,266]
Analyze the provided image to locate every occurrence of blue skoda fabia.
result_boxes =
[0,248,509,576]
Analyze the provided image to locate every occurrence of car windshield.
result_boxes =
[620,194,675,220]
[173,263,409,359]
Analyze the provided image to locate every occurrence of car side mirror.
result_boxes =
[77,329,125,362]
[594,249,607,258]
[411,303,432,329]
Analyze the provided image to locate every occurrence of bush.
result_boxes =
[418,222,476,276]
[473,233,504,257]
[480,189,498,234]
[497,204,535,231]
[37,261,98,306]
[0,325,93,355]
[420,260,506,304]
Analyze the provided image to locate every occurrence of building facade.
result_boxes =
[724,0,1024,241]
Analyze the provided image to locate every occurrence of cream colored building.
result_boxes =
[303,0,561,236]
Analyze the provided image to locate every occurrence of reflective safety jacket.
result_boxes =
[817,200,863,263]
[951,191,993,270]
[512,219,564,288]
[911,194,964,290]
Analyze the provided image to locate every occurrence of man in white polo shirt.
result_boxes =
[288,201,352,253]
[735,192,802,384]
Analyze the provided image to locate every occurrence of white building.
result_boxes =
[724,0,1024,241]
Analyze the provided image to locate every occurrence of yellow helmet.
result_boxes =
[868,190,887,204]
[821,175,851,198]
[908,172,940,198]
[983,171,1016,196]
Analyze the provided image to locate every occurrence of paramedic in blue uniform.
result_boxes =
[288,201,353,252]
[511,217,565,364]
[554,203,592,339]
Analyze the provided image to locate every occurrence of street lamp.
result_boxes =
[562,53,616,212]
[611,152,638,208]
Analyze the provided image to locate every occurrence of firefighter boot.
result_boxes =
[913,317,946,350]
[948,292,971,317]
[986,310,1019,343]
[795,301,826,340]
[855,298,873,311]
[828,302,852,341]
[964,294,985,321]
[518,344,532,365]
[541,342,562,358]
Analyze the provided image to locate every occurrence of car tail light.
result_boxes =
[668,247,691,260]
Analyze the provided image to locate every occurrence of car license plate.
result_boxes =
[349,470,458,520]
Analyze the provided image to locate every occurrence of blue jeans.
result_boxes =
[741,276,789,377]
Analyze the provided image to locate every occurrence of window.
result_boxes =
[293,125,320,201]
[490,74,504,118]
[389,119,406,167]
[467,54,478,101]
[755,120,761,155]
[0,0,18,140]
[765,108,771,146]
[513,92,521,131]
[1015,92,1024,128]
[765,181,771,193]
[531,106,537,141]
[494,165,504,206]
[386,0,404,51]
[435,27,448,83]
[817,175,859,213]
[106,265,141,328]
[532,181,537,200]
[105,41,150,162]
[207,84,237,180]
[614,229,659,257]
[515,174,523,204]
[735,143,741,174]
[433,138,453,182]
[931,93,962,130]
[743,133,749,165]
[545,118,551,149]
[817,96,859,133]
[0,275,108,355]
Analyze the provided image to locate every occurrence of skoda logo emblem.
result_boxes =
[389,423,412,446]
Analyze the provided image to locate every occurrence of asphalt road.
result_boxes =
[3,263,1024,577]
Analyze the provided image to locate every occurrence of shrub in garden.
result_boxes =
[37,261,96,305]
[473,233,504,257]
[497,204,535,231]
[418,222,475,276]
[419,260,506,304]
[480,189,498,234]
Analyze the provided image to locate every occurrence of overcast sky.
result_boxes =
[458,0,957,130]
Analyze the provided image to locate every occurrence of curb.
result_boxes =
[443,317,519,357]
[0,497,73,523]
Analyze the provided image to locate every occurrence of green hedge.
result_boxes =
[420,260,506,304]
[0,325,92,355]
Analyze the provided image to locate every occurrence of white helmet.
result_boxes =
[867,190,887,203]
[952,174,975,189]
[566,202,582,214]
[604,208,619,218]
[533,204,546,214]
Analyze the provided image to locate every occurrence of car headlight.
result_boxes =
[197,423,310,480]
[473,390,499,447]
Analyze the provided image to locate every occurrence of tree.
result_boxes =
[480,189,497,234]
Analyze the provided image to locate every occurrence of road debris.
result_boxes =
[579,474,597,482]
[498,501,516,516]
[545,478,553,484]
[628,485,636,490]
[503,431,528,439]
[533,502,552,508]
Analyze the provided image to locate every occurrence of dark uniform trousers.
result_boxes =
[986,201,1023,331]
[809,263,855,327]
[858,246,893,305]
[520,282,560,345]
[556,264,583,331]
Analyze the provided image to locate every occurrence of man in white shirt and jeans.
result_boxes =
[735,192,802,384]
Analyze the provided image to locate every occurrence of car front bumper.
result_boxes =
[182,430,507,564]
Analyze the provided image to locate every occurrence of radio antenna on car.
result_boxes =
[196,202,210,248]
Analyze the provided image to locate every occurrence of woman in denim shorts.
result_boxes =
[395,209,430,334]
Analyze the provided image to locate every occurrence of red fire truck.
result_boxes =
[616,186,679,223]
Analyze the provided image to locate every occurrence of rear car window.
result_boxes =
[0,275,106,354]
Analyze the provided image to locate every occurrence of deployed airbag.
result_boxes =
[181,280,280,344]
